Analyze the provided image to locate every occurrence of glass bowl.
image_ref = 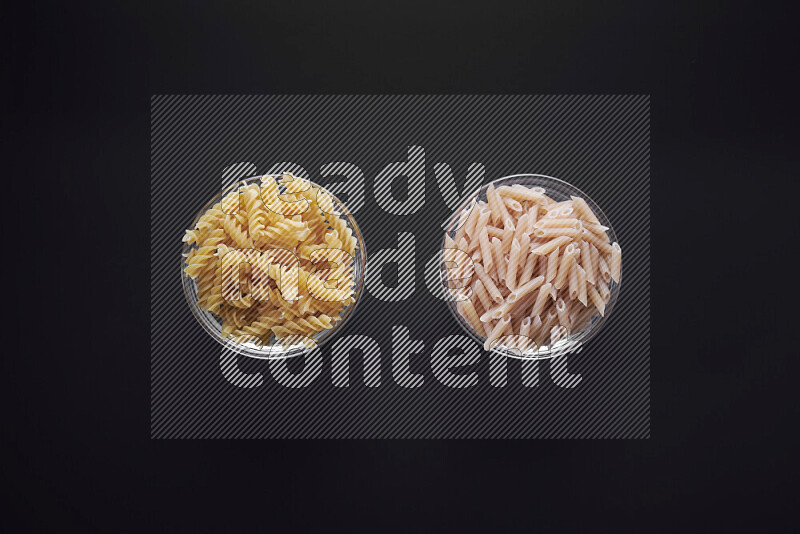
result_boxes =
[181,175,367,360]
[441,174,621,360]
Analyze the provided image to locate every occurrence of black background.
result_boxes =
[5,0,796,531]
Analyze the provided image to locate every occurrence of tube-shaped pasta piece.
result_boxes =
[496,186,547,202]
[513,213,530,244]
[507,275,545,307]
[609,242,622,283]
[474,263,503,303]
[480,301,512,323]
[517,236,536,286]
[588,285,606,316]
[598,254,611,282]
[519,316,532,339]
[506,238,522,291]
[454,202,472,242]
[529,314,543,340]
[502,196,523,213]
[533,227,582,239]
[475,207,491,235]
[570,195,601,225]
[569,262,579,300]
[484,315,511,351]
[559,205,574,218]
[551,325,569,345]
[556,298,570,330]
[531,235,572,256]
[491,237,506,283]
[534,217,581,230]
[553,243,579,290]
[540,308,559,346]
[486,183,512,224]
[582,222,610,239]
[501,219,515,253]
[546,247,560,282]
[478,227,494,273]
[576,264,588,306]
[461,200,481,240]
[530,282,553,317]
[472,278,493,311]
[457,299,483,333]
[527,204,539,227]
[582,228,614,254]
[486,226,504,238]
[581,241,596,285]
[597,277,611,301]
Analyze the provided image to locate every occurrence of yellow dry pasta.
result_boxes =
[183,174,358,347]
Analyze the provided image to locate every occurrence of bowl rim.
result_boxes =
[180,173,368,360]
[440,173,621,360]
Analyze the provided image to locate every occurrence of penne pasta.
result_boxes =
[502,196,523,213]
[609,242,622,282]
[556,298,570,330]
[530,282,553,317]
[598,254,611,282]
[484,315,511,351]
[472,278,493,310]
[582,227,615,254]
[553,243,579,290]
[492,237,506,282]
[501,219,515,253]
[458,299,483,333]
[581,241,596,285]
[531,235,572,256]
[568,262,579,300]
[474,263,504,303]
[570,195,601,225]
[496,185,547,202]
[576,264,588,306]
[446,183,620,354]
[528,203,539,227]
[486,226,504,238]
[486,183,512,224]
[588,285,605,316]
[597,277,611,301]
[506,238,522,290]
[517,234,536,286]
[513,213,530,244]
[478,227,494,273]
[534,217,581,230]
[508,275,546,304]
[533,227,582,239]
[462,199,481,239]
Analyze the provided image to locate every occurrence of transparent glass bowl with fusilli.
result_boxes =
[181,173,366,359]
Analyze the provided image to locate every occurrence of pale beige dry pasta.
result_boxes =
[183,173,357,347]
[531,235,572,256]
[534,226,582,239]
[576,264,588,306]
[546,247,560,283]
[445,182,621,353]
[506,238,522,291]
[609,242,622,282]
[530,282,553,317]
[478,227,494,273]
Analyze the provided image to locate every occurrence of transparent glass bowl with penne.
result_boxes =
[181,174,367,359]
[441,174,621,359]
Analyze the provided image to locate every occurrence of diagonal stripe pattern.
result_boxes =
[151,95,650,439]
